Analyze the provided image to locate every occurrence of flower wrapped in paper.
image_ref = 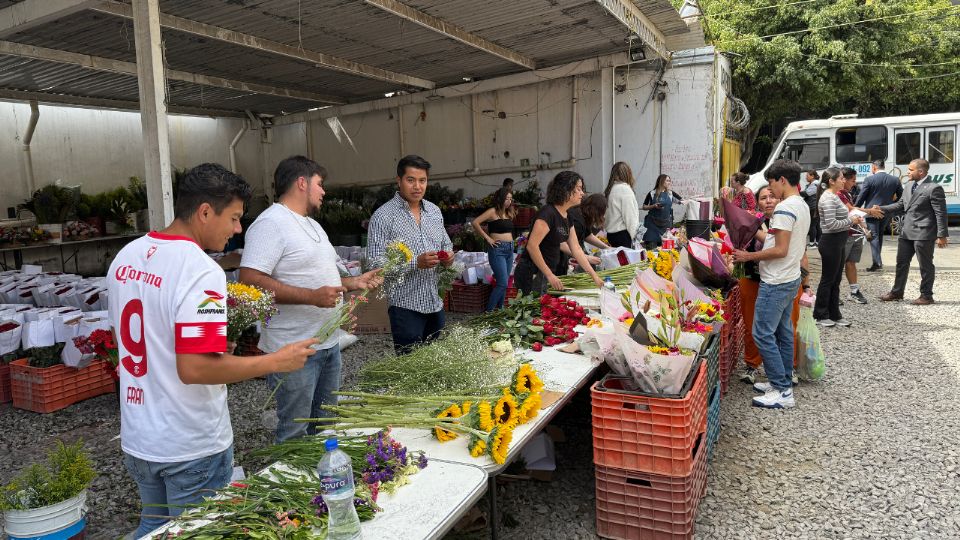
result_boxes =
[686,237,732,289]
[720,198,764,279]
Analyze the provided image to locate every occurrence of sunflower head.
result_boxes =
[475,400,495,431]
[468,436,487,458]
[518,392,542,423]
[461,401,473,415]
[433,403,462,442]
[488,425,514,464]
[513,364,544,395]
[493,389,520,429]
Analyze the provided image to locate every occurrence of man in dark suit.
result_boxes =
[856,159,903,270]
[871,159,949,305]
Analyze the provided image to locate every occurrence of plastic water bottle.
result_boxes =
[603,276,616,292]
[318,437,362,539]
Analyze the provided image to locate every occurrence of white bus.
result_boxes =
[747,112,959,216]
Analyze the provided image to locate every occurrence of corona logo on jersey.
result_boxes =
[197,290,226,314]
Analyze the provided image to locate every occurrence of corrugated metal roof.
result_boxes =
[0,0,702,117]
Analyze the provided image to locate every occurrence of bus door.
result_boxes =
[926,126,956,195]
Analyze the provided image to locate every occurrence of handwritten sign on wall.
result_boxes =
[660,144,712,198]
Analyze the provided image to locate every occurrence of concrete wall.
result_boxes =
[0,102,266,214]
[297,50,726,208]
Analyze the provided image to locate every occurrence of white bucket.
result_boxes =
[2,490,87,539]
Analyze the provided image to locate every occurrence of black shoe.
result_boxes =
[865,265,882,272]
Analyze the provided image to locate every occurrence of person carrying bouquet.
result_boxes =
[107,164,319,539]
[240,156,382,444]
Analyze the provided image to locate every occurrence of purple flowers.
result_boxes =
[360,429,428,491]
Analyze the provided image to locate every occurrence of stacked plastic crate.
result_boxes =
[590,361,709,539]
[718,285,743,396]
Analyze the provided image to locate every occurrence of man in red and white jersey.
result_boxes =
[107,164,317,538]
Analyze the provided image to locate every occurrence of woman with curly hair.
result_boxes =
[514,171,604,294]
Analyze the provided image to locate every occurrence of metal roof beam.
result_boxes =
[0,89,248,117]
[0,40,346,104]
[593,0,670,59]
[363,0,536,70]
[274,51,634,126]
[93,0,435,90]
[0,0,98,38]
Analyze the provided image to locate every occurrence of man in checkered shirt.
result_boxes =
[368,155,454,354]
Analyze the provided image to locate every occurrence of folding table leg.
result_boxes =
[488,475,499,540]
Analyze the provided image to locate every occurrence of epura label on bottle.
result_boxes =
[320,477,347,492]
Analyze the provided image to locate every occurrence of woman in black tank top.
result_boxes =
[514,172,604,295]
[472,187,517,310]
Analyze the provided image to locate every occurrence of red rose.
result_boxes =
[437,250,450,261]
[543,323,554,334]
[531,342,543,352]
[580,317,590,325]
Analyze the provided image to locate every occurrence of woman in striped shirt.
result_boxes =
[814,167,864,327]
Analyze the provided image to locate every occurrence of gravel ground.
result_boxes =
[3,244,959,539]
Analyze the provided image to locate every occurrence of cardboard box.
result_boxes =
[348,291,391,335]
[521,432,556,482]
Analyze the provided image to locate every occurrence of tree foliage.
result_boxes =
[694,0,960,144]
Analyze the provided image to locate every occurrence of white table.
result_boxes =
[145,458,488,540]
[385,342,603,539]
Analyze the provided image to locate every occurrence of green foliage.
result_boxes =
[513,180,542,207]
[126,176,148,212]
[27,344,65,369]
[19,185,80,224]
[700,0,960,126]
[1,440,96,511]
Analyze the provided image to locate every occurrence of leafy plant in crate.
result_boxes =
[1,440,96,539]
[28,344,66,369]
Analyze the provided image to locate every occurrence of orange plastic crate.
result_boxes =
[10,359,115,413]
[591,362,707,477]
[0,362,12,403]
[595,434,708,540]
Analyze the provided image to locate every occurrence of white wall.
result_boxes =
[295,51,725,209]
[0,102,265,214]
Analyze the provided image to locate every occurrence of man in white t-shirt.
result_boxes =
[239,156,382,443]
[107,164,317,538]
[733,159,810,409]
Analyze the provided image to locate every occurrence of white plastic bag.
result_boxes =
[0,319,22,355]
[22,319,56,349]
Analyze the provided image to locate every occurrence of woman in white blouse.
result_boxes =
[603,162,640,248]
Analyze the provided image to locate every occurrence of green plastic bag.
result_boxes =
[795,304,825,381]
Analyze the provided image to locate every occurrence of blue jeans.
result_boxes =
[753,277,801,391]
[267,345,342,444]
[487,241,514,311]
[388,305,445,355]
[123,446,233,538]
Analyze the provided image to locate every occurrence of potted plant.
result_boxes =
[127,176,150,232]
[18,185,80,243]
[1,440,96,540]
[77,193,106,236]
[103,187,134,235]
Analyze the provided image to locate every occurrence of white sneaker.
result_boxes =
[753,381,772,393]
[817,319,836,327]
[752,388,795,409]
[835,318,852,327]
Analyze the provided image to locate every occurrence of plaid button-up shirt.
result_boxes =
[367,192,453,313]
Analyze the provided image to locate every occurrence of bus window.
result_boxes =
[928,130,955,164]
[896,132,921,164]
[778,138,829,170]
[835,126,887,163]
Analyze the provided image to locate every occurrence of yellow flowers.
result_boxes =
[489,425,513,464]
[476,400,495,431]
[493,390,520,429]
[434,403,462,442]
[518,392,541,423]
[585,318,604,328]
[227,282,264,302]
[387,240,413,264]
[513,364,544,395]
[652,249,679,280]
[469,437,487,458]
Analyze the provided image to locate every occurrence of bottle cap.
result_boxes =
[325,438,338,451]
